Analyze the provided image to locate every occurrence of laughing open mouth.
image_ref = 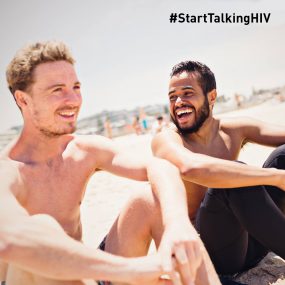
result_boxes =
[176,108,194,119]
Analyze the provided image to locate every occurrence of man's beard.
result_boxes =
[171,97,210,135]
[39,124,77,138]
[33,109,78,138]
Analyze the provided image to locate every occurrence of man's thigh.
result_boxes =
[196,188,250,274]
[263,144,285,212]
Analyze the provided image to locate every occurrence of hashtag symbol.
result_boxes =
[169,13,177,23]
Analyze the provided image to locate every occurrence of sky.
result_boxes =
[0,0,284,132]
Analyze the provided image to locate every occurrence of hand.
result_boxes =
[126,254,174,285]
[158,219,203,285]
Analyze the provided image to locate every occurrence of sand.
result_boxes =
[80,98,285,284]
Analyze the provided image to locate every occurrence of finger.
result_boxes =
[185,243,198,281]
[193,241,203,267]
[175,244,189,265]
[174,245,194,285]
[159,245,173,273]
[169,268,183,285]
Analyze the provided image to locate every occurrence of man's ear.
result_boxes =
[207,89,217,107]
[14,90,28,109]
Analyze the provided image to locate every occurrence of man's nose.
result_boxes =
[65,90,82,106]
[175,96,183,105]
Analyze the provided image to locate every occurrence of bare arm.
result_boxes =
[78,135,148,181]
[81,135,191,226]
[0,164,164,284]
[146,158,221,284]
[238,117,285,146]
[80,135,220,284]
[152,130,285,189]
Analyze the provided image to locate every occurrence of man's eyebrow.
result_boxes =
[168,89,176,96]
[46,81,81,90]
[168,85,194,96]
[181,85,194,90]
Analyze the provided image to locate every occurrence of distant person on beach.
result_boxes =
[151,115,167,136]
[0,42,220,285]
[132,115,142,135]
[152,60,285,282]
[104,117,112,139]
[139,108,149,133]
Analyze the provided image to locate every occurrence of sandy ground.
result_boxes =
[80,99,285,284]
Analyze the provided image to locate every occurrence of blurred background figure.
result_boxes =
[151,115,167,135]
[235,93,244,108]
[132,115,142,135]
[104,117,113,138]
[139,108,148,133]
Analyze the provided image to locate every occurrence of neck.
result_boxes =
[9,125,73,164]
[183,115,218,145]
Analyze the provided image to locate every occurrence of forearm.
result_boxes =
[147,158,191,227]
[0,214,144,283]
[181,153,282,188]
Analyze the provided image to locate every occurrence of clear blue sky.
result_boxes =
[1,0,284,132]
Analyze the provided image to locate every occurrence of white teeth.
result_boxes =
[176,109,193,116]
[59,111,75,116]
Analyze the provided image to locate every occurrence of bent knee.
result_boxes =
[263,144,285,169]
[125,187,162,224]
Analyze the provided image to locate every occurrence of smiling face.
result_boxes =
[22,60,82,137]
[168,71,210,135]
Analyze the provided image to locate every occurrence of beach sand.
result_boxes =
[80,99,285,284]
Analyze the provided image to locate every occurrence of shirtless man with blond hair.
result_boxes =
[0,42,220,285]
[152,60,285,282]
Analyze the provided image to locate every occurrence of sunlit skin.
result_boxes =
[20,61,82,137]
[168,72,212,135]
[150,64,285,279]
[167,72,241,220]
[1,61,222,285]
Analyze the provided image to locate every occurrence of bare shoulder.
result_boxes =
[72,134,118,153]
[219,116,256,129]
[152,125,184,154]
[154,124,184,142]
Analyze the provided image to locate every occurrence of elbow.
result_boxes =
[147,157,180,179]
[179,162,209,180]
[179,164,194,177]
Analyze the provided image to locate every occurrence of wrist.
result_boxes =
[269,168,283,187]
[164,216,194,232]
[122,256,163,284]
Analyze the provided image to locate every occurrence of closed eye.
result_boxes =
[53,87,63,92]
[169,95,178,102]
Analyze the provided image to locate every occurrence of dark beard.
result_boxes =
[171,97,210,135]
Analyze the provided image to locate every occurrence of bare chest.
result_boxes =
[184,132,242,160]
[182,131,243,218]
[17,162,92,229]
